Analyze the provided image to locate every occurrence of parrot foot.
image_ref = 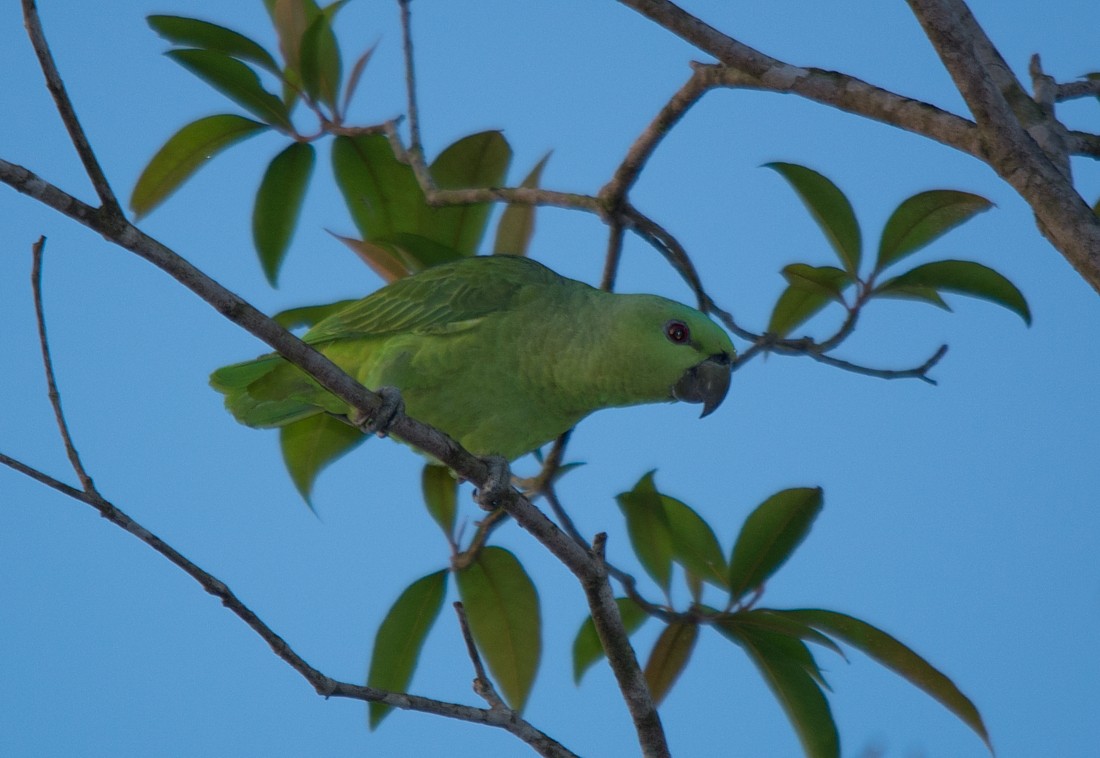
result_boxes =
[474,455,512,510]
[351,386,405,437]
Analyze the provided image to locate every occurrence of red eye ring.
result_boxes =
[665,320,690,344]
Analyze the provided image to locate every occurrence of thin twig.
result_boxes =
[453,602,507,710]
[31,237,98,494]
[22,0,121,215]
[600,221,625,292]
[397,0,433,189]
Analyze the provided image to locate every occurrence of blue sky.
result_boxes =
[2,2,1099,756]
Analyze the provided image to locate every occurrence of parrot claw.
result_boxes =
[474,455,513,511]
[351,386,405,437]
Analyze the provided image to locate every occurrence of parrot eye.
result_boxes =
[665,320,690,344]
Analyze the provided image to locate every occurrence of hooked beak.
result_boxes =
[672,353,732,418]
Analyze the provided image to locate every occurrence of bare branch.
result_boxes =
[22,0,121,214]
[31,237,98,494]
[906,0,1100,294]
[453,602,508,711]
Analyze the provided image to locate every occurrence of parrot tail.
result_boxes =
[209,354,332,428]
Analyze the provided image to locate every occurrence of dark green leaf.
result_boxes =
[876,190,993,273]
[456,547,541,712]
[615,472,675,593]
[147,15,279,73]
[331,134,426,242]
[871,283,950,310]
[785,609,992,751]
[280,413,364,505]
[660,494,728,590]
[767,284,838,339]
[494,152,551,256]
[421,463,457,537]
[782,264,851,301]
[367,571,448,729]
[131,114,268,218]
[644,621,699,705]
[430,131,512,255]
[728,609,845,660]
[299,1,347,110]
[717,622,839,758]
[573,597,648,684]
[766,162,861,275]
[266,0,321,76]
[166,49,292,130]
[253,142,316,286]
[728,487,823,601]
[876,259,1031,325]
[273,299,358,330]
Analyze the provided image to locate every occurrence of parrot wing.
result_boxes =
[304,255,559,344]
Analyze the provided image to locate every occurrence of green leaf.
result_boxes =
[456,547,541,711]
[378,233,464,271]
[725,609,845,661]
[421,463,457,538]
[766,162,862,275]
[147,15,279,73]
[767,267,848,338]
[876,190,993,273]
[871,283,950,310]
[728,487,823,601]
[166,49,293,130]
[266,0,321,76]
[299,1,347,110]
[253,142,316,286]
[273,299,358,330]
[331,134,426,242]
[280,414,364,505]
[367,570,448,729]
[573,597,648,684]
[493,152,551,256]
[717,622,839,758]
[430,131,512,255]
[644,621,699,706]
[131,114,269,218]
[784,609,992,751]
[876,259,1031,325]
[615,472,675,593]
[660,494,728,590]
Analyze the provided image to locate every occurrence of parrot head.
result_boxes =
[608,294,736,417]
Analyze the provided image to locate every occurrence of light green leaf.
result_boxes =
[299,1,347,110]
[728,487,823,601]
[494,152,551,256]
[784,609,992,752]
[871,283,950,310]
[131,114,268,218]
[615,472,675,593]
[367,570,448,729]
[430,131,513,255]
[876,259,1031,325]
[166,49,293,130]
[280,414,364,506]
[421,463,457,538]
[876,190,993,273]
[766,162,861,275]
[253,141,316,286]
[782,264,851,302]
[456,547,541,712]
[273,298,357,330]
[644,621,699,706]
[717,622,839,758]
[147,15,279,73]
[573,597,648,684]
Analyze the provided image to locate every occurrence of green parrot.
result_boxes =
[210,255,734,461]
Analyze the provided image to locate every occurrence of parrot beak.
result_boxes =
[672,353,732,417]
